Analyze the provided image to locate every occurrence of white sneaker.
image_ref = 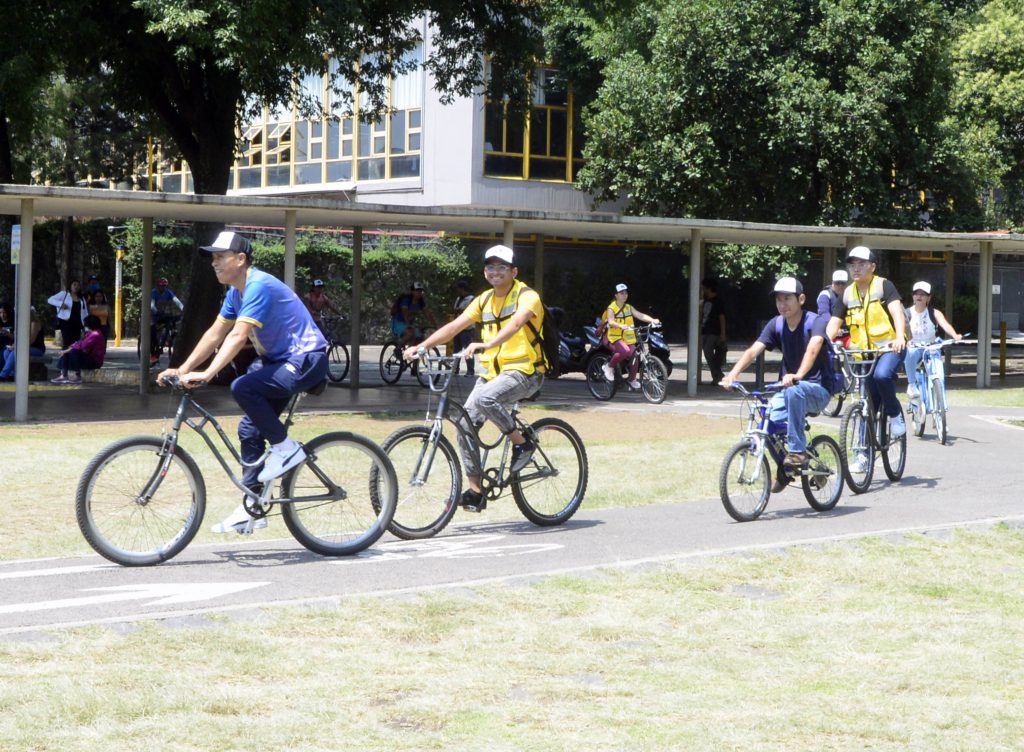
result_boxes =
[211,503,268,534]
[602,363,615,382]
[907,384,919,399]
[257,439,306,483]
[628,379,641,389]
[848,453,869,474]
[890,414,907,438]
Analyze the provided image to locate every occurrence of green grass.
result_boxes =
[2,526,1023,750]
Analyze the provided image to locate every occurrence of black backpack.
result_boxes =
[480,286,562,379]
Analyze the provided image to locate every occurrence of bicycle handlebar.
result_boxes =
[727,381,783,398]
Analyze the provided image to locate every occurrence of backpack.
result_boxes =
[480,286,562,379]
[774,311,842,394]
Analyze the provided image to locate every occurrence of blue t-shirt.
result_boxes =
[218,268,327,361]
[756,312,831,389]
[391,293,425,324]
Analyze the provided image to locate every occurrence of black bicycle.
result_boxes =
[379,330,439,387]
[585,324,669,404]
[139,315,179,365]
[319,313,350,383]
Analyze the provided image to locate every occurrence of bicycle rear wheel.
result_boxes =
[839,401,874,494]
[801,435,843,512]
[378,342,404,384]
[414,346,442,388]
[511,417,588,526]
[719,440,771,522]
[76,436,206,566]
[910,394,926,437]
[280,432,397,556]
[382,425,461,539]
[880,413,906,481]
[586,352,616,401]
[640,355,668,404]
[932,379,947,445]
[327,342,350,383]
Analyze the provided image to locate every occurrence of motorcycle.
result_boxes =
[560,318,673,377]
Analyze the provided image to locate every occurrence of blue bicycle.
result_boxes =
[907,338,959,445]
[719,383,843,522]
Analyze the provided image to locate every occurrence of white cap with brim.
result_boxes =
[913,281,932,295]
[484,244,514,265]
[772,277,803,295]
[615,283,628,293]
[832,270,849,283]
[200,231,252,256]
[846,245,875,263]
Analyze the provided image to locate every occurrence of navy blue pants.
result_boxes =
[868,349,906,418]
[232,350,328,487]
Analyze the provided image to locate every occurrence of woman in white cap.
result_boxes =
[904,281,962,398]
[601,283,661,388]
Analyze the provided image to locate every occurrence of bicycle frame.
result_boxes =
[910,341,948,415]
[731,383,789,480]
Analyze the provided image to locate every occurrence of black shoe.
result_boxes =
[510,438,536,472]
[461,489,486,513]
[771,475,791,494]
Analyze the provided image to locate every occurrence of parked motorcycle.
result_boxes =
[559,318,673,377]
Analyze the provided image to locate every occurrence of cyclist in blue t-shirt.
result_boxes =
[157,231,328,534]
[390,282,437,348]
[720,277,835,492]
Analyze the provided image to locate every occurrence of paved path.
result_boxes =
[3,392,1022,637]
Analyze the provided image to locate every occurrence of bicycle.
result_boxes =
[836,346,906,494]
[379,329,440,388]
[585,324,669,404]
[319,313,351,383]
[139,314,179,365]
[379,353,588,539]
[907,338,960,445]
[822,343,855,417]
[719,382,843,522]
[75,377,398,566]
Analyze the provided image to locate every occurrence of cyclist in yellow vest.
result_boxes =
[826,246,908,461]
[404,244,545,512]
[601,283,661,388]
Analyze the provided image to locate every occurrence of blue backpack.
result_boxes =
[774,311,842,394]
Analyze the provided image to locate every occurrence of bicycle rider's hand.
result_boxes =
[156,367,178,386]
[177,370,209,389]
[781,373,800,388]
[719,374,736,390]
[462,342,486,360]
[402,345,421,362]
[892,333,907,354]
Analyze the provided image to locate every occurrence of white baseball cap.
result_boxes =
[912,281,932,295]
[832,270,849,283]
[484,244,514,265]
[846,245,876,263]
[615,283,628,293]
[772,277,804,295]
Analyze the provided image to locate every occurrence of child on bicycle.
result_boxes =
[904,280,962,398]
[720,277,837,492]
[304,278,340,334]
[402,244,545,512]
[157,231,328,534]
[600,283,661,388]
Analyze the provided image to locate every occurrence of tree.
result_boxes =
[54,0,543,362]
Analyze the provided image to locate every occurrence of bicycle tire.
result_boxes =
[822,392,846,418]
[880,413,907,481]
[415,346,442,388]
[280,432,397,556]
[640,355,668,404]
[75,436,206,566]
[382,425,461,539]
[586,352,616,401]
[911,393,926,437]
[801,435,843,512]
[839,401,874,494]
[379,342,404,384]
[719,440,771,522]
[327,342,350,383]
[511,417,588,526]
[932,379,947,445]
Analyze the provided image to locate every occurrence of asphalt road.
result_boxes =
[2,395,1023,637]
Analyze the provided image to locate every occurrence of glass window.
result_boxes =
[506,120,524,155]
[311,121,323,139]
[267,165,290,186]
[342,118,353,135]
[390,111,405,154]
[294,121,308,162]
[485,103,504,152]
[342,140,352,157]
[327,121,340,160]
[359,122,371,156]
[391,42,424,110]
[408,132,421,151]
[530,109,548,156]
[390,155,420,178]
[237,168,260,189]
[529,158,567,181]
[550,110,567,158]
[311,142,322,160]
[327,161,353,182]
[162,174,181,193]
[358,158,386,180]
[484,154,523,177]
[296,163,323,184]
[409,109,421,129]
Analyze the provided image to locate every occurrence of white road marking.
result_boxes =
[0,564,115,581]
[0,582,270,616]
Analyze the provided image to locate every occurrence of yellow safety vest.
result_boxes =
[476,280,545,380]
[605,301,636,345]
[844,276,896,349]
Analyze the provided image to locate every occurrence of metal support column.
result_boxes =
[534,234,545,294]
[503,220,514,249]
[686,230,703,398]
[823,247,837,287]
[977,242,993,387]
[945,251,955,372]
[349,226,363,388]
[139,218,154,392]
[14,199,33,421]
[284,210,297,290]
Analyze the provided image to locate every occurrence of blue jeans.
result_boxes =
[869,350,906,418]
[232,350,328,488]
[768,381,831,454]
[457,370,543,477]
[0,345,45,379]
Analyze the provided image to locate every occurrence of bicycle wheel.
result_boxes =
[280,432,397,556]
[383,425,461,539]
[378,342,404,384]
[932,379,947,445]
[511,417,588,526]
[414,346,442,388]
[586,352,616,401]
[822,391,846,418]
[75,436,206,566]
[880,413,907,481]
[640,355,668,404]
[839,401,875,494]
[801,435,843,512]
[911,393,926,437]
[327,342,350,383]
[719,440,771,522]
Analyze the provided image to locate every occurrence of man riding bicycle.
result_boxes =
[825,246,908,471]
[150,277,184,365]
[157,231,328,534]
[391,282,437,349]
[720,277,838,492]
[403,244,545,513]
[304,278,341,334]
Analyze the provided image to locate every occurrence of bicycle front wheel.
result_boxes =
[911,393,926,437]
[640,355,668,404]
[280,432,397,556]
[880,413,907,481]
[383,425,461,539]
[801,435,843,512]
[839,401,875,494]
[719,440,770,522]
[511,417,588,526]
[327,342,350,383]
[75,436,206,566]
[379,342,404,384]
[586,352,616,401]
[414,346,442,388]
[932,379,947,445]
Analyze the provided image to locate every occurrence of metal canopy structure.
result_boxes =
[4,184,1024,421]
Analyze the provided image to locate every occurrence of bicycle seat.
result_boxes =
[305,379,328,396]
